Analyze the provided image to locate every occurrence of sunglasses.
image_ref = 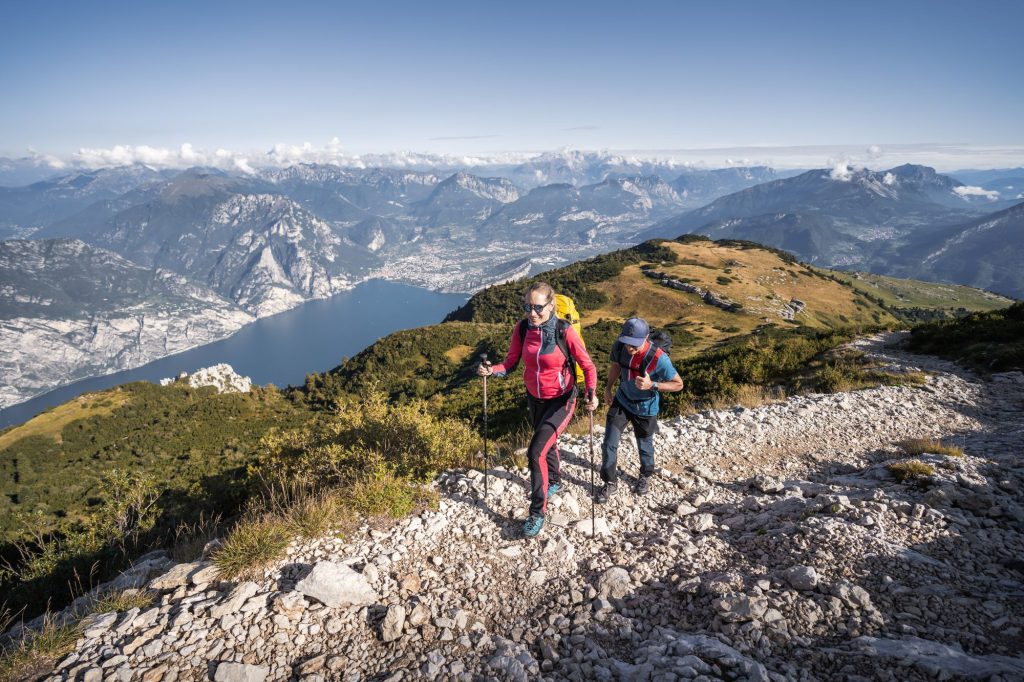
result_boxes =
[522,302,550,314]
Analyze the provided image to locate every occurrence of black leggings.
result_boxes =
[526,389,577,517]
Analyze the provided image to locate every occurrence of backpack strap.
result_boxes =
[616,341,662,379]
[642,346,663,377]
[555,318,577,382]
[520,318,578,383]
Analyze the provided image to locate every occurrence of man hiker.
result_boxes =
[477,282,598,538]
[596,317,683,502]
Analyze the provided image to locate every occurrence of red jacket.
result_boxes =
[491,317,597,399]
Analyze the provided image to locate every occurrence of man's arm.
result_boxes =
[655,356,683,393]
[654,372,684,393]
[604,363,620,403]
[637,355,684,392]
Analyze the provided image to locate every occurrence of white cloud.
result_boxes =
[233,157,256,175]
[26,147,67,169]
[883,172,896,186]
[829,159,854,181]
[265,137,347,166]
[71,143,262,173]
[954,185,1000,200]
[75,144,203,168]
[13,142,1024,176]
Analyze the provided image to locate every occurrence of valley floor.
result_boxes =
[41,333,1024,681]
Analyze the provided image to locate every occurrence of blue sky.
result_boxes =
[2,0,1022,164]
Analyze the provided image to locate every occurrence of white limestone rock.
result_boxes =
[294,562,379,608]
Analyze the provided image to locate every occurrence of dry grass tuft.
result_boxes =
[734,384,786,409]
[901,438,963,458]
[89,589,154,614]
[281,490,356,540]
[170,512,223,563]
[888,459,936,483]
[0,612,82,682]
[211,513,291,581]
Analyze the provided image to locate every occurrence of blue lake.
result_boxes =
[0,279,468,429]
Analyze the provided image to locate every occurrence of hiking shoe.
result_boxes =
[635,475,651,496]
[522,515,545,538]
[546,482,563,498]
[595,482,618,504]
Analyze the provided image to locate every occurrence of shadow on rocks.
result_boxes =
[568,433,1024,681]
[276,562,314,590]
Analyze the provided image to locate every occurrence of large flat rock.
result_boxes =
[294,561,379,608]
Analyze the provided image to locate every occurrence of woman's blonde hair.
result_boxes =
[524,281,554,304]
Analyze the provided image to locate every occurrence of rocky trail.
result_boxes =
[32,333,1024,681]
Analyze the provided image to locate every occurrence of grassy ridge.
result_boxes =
[822,269,1013,323]
[0,383,309,541]
[0,382,314,618]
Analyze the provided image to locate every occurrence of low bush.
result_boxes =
[888,460,935,483]
[256,389,478,487]
[907,302,1024,373]
[349,474,438,520]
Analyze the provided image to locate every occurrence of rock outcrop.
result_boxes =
[160,364,252,394]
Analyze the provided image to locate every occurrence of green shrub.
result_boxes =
[256,389,478,486]
[907,302,1024,373]
[349,474,438,520]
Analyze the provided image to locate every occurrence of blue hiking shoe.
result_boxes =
[522,515,545,538]
[547,482,563,498]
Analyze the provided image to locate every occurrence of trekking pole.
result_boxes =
[588,390,596,539]
[480,353,489,500]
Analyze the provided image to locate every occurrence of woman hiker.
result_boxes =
[477,282,598,538]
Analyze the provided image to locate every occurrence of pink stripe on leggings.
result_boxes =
[538,399,576,514]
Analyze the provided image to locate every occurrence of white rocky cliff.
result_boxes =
[16,335,1024,681]
[0,240,255,410]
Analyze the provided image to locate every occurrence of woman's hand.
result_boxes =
[477,361,493,377]
[586,393,599,412]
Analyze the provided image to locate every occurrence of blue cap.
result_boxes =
[618,317,649,346]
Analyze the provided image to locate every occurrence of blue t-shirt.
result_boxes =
[613,346,679,417]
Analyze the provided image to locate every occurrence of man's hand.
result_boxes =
[603,387,613,406]
[634,371,654,391]
[477,361,492,377]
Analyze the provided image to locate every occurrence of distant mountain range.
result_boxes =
[0,158,1020,409]
[639,164,1023,299]
[950,167,1024,199]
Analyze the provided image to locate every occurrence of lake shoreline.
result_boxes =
[0,280,468,430]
